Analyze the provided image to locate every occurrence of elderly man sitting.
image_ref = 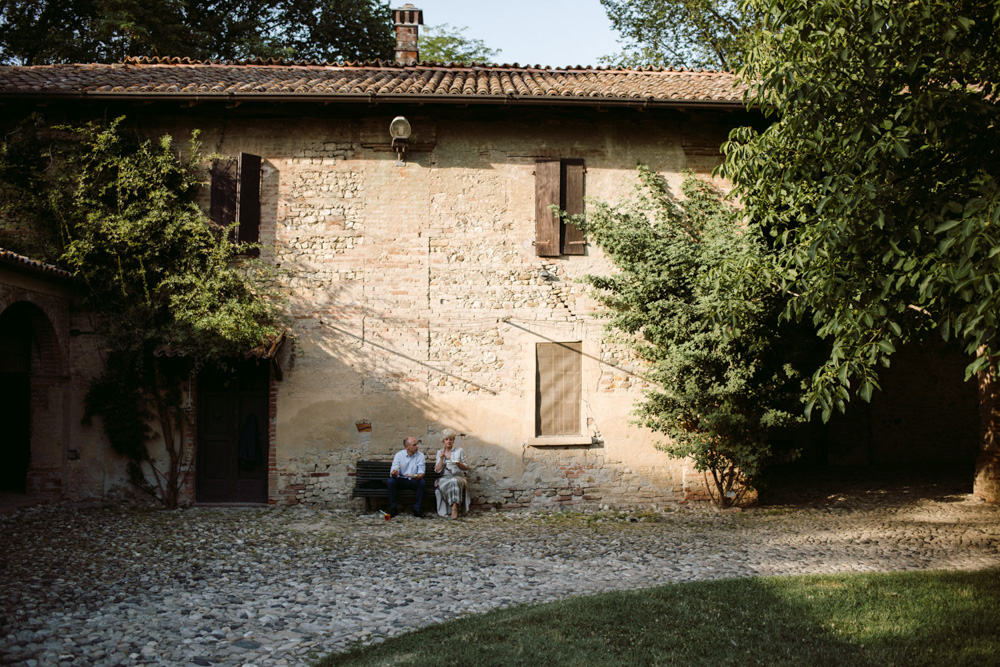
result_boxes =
[387,436,426,517]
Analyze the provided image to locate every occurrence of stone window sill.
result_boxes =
[527,436,596,447]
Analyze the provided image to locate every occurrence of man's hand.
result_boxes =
[391,468,399,478]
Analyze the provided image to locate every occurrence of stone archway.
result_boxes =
[0,300,67,498]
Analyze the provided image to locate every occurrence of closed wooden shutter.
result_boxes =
[535,342,582,436]
[535,159,561,257]
[562,160,585,255]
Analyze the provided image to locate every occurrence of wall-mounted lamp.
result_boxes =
[389,116,411,166]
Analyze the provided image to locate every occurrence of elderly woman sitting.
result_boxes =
[434,429,470,519]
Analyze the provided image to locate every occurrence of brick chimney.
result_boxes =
[392,4,423,65]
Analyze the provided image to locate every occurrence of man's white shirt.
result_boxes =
[391,449,425,478]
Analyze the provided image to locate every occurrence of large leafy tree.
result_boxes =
[599,0,761,70]
[0,116,284,507]
[418,23,500,64]
[583,167,806,506]
[0,0,394,64]
[723,0,1000,422]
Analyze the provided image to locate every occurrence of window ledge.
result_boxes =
[528,436,597,447]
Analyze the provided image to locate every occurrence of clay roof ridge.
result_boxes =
[115,56,735,75]
[122,55,398,67]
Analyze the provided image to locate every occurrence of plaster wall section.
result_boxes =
[64,312,126,501]
[199,111,715,508]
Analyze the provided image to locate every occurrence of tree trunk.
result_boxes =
[976,365,1000,503]
[152,359,182,509]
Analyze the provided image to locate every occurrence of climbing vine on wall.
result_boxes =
[0,115,285,507]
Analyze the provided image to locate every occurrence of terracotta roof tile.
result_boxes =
[0,248,74,281]
[0,59,745,107]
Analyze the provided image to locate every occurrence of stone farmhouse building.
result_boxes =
[0,6,995,508]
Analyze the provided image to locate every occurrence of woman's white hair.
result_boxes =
[441,428,456,440]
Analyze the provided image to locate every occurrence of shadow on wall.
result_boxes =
[275,280,663,509]
[273,297,582,508]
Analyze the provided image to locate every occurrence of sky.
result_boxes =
[408,0,622,68]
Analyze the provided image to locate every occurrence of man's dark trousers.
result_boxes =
[387,476,425,512]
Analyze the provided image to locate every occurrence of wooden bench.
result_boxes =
[350,459,442,511]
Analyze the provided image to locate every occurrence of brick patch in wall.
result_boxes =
[277,446,366,506]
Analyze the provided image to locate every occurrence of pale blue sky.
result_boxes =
[407,0,622,68]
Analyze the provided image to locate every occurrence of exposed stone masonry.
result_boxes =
[246,114,717,509]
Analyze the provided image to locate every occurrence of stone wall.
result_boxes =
[275,436,688,509]
[169,107,707,509]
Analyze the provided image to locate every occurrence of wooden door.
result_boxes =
[196,361,269,503]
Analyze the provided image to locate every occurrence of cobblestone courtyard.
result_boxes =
[2,473,998,666]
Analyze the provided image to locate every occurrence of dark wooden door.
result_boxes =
[196,361,269,503]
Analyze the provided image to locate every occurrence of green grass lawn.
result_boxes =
[315,568,1000,667]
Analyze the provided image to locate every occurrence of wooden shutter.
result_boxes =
[210,158,237,229]
[535,159,561,257]
[237,153,261,248]
[561,160,585,255]
[535,342,582,436]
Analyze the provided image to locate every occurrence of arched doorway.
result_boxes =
[0,300,66,498]
[0,306,32,492]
